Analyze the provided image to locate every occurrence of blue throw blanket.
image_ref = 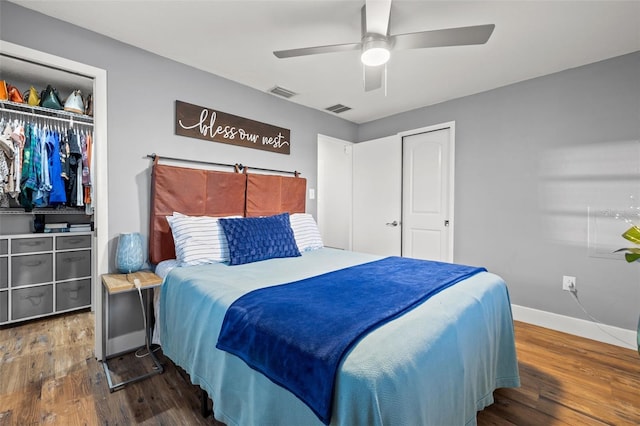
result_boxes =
[216,256,486,424]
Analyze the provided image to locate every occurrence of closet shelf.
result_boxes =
[0,207,91,215]
[0,100,93,126]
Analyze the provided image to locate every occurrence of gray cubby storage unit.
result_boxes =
[0,233,93,325]
[0,238,7,322]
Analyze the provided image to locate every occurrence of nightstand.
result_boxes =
[101,271,164,392]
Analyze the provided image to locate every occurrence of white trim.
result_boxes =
[512,304,637,350]
[398,121,456,262]
[0,41,109,360]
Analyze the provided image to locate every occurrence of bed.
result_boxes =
[148,159,520,426]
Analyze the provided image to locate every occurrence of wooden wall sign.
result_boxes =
[175,100,290,155]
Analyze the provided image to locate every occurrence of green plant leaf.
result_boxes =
[614,247,640,262]
[622,225,640,244]
[625,252,640,262]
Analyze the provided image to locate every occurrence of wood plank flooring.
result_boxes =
[0,311,638,425]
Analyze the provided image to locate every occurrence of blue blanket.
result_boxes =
[216,256,486,424]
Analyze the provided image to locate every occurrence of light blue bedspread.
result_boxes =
[159,248,520,426]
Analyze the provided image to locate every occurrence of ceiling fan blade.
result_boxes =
[391,24,495,50]
[274,42,361,59]
[364,0,392,36]
[364,65,384,92]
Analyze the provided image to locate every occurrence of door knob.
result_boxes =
[385,220,399,227]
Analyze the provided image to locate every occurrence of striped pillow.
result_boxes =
[289,213,324,252]
[178,236,222,266]
[167,213,240,265]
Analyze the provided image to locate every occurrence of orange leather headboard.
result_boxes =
[245,173,307,217]
[149,163,247,264]
[149,162,307,264]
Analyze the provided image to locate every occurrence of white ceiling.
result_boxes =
[11,0,640,124]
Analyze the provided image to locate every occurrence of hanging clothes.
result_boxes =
[60,127,70,184]
[84,130,93,206]
[27,124,45,207]
[65,127,81,206]
[48,129,66,205]
[76,149,84,208]
[10,121,25,198]
[33,126,52,207]
[0,106,94,211]
[0,121,12,208]
[19,123,34,210]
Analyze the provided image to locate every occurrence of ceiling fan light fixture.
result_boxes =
[360,37,390,67]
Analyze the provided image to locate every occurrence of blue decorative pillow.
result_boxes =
[218,213,301,265]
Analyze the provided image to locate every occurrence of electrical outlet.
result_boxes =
[562,275,576,292]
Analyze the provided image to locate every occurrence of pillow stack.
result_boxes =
[167,212,324,266]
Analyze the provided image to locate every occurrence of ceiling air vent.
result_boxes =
[326,104,352,114]
[269,86,297,99]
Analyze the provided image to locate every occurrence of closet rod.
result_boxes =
[0,103,93,127]
[147,153,301,176]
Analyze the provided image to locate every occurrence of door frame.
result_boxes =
[399,121,455,262]
[1,41,109,360]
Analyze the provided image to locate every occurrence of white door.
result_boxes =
[317,135,353,250]
[352,135,402,256]
[402,127,454,262]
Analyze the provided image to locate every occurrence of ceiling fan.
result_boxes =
[273,0,495,92]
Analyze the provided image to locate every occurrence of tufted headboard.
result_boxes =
[149,161,306,264]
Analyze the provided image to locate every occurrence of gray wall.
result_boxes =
[0,1,357,269]
[359,52,640,330]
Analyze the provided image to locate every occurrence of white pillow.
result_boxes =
[289,213,324,252]
[177,236,222,266]
[167,213,240,265]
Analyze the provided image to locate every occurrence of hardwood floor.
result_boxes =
[478,322,640,425]
[0,311,638,425]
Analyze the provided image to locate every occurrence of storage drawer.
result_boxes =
[0,239,7,255]
[0,257,6,289]
[12,253,53,286]
[57,235,92,250]
[0,291,7,323]
[12,284,53,320]
[12,237,53,254]
[56,250,91,280]
[56,279,91,311]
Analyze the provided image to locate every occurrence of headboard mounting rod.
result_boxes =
[147,154,300,176]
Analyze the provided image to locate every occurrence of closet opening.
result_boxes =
[0,40,108,360]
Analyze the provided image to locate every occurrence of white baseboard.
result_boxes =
[511,304,637,351]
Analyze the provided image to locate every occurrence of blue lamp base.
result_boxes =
[116,232,144,273]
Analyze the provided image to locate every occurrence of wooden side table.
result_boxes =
[101,271,164,392]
